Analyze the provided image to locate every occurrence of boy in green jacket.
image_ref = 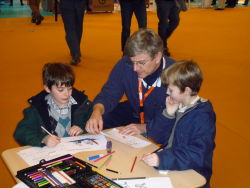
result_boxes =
[14,63,92,147]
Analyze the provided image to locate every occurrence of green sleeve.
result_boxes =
[14,106,47,147]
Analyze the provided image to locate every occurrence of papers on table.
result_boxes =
[12,182,29,188]
[102,128,151,148]
[114,177,173,188]
[18,134,107,166]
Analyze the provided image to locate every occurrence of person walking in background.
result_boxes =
[243,0,249,5]
[60,0,88,66]
[155,0,187,56]
[9,0,24,6]
[119,0,147,53]
[28,0,44,25]
[215,0,226,10]
[226,0,237,7]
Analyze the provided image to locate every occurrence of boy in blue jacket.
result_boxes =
[14,63,92,147]
[142,60,216,188]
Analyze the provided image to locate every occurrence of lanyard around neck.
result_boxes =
[138,79,155,124]
[137,57,166,124]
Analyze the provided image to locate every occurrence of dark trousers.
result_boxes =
[227,0,237,6]
[10,0,23,5]
[60,0,87,59]
[156,0,180,49]
[119,0,147,51]
[103,101,140,129]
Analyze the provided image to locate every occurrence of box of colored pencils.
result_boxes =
[16,154,122,188]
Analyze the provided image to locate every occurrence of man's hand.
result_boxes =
[85,104,105,134]
[68,125,83,136]
[43,135,61,147]
[119,123,146,136]
[166,96,179,116]
[141,153,159,167]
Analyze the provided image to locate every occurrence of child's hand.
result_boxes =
[119,123,146,136]
[43,135,61,147]
[141,153,159,167]
[166,96,179,116]
[68,125,83,136]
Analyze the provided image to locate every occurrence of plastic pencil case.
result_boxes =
[16,154,122,188]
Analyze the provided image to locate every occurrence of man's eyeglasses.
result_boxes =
[130,58,151,67]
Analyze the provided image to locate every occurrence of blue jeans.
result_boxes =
[119,0,147,51]
[60,0,87,58]
[156,0,180,49]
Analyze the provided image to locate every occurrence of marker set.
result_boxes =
[16,154,122,188]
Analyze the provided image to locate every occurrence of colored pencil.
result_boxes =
[105,155,112,167]
[106,168,118,174]
[93,151,115,162]
[130,156,137,173]
[99,155,112,170]
[41,126,53,136]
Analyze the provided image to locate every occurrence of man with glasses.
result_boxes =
[85,29,175,135]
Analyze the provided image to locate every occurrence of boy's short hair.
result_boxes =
[161,60,203,96]
[124,28,163,59]
[42,63,75,90]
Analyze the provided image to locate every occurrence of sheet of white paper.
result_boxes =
[12,182,29,188]
[115,177,173,188]
[102,128,151,148]
[18,134,107,166]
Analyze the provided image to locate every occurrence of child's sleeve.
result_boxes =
[147,111,176,144]
[14,106,47,147]
[156,111,216,173]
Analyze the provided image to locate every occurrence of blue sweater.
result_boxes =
[147,99,216,186]
[94,55,175,123]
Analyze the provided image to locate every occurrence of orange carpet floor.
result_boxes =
[0,7,250,187]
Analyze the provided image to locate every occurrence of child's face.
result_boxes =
[44,84,73,107]
[167,83,186,105]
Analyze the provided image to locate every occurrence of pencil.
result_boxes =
[152,147,162,153]
[99,155,112,170]
[105,155,112,167]
[130,156,137,173]
[91,139,99,145]
[41,126,53,136]
[113,177,146,180]
[51,167,74,185]
[106,168,118,174]
[93,151,115,162]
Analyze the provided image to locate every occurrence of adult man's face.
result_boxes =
[130,52,162,79]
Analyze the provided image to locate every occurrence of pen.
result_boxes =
[41,126,53,136]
